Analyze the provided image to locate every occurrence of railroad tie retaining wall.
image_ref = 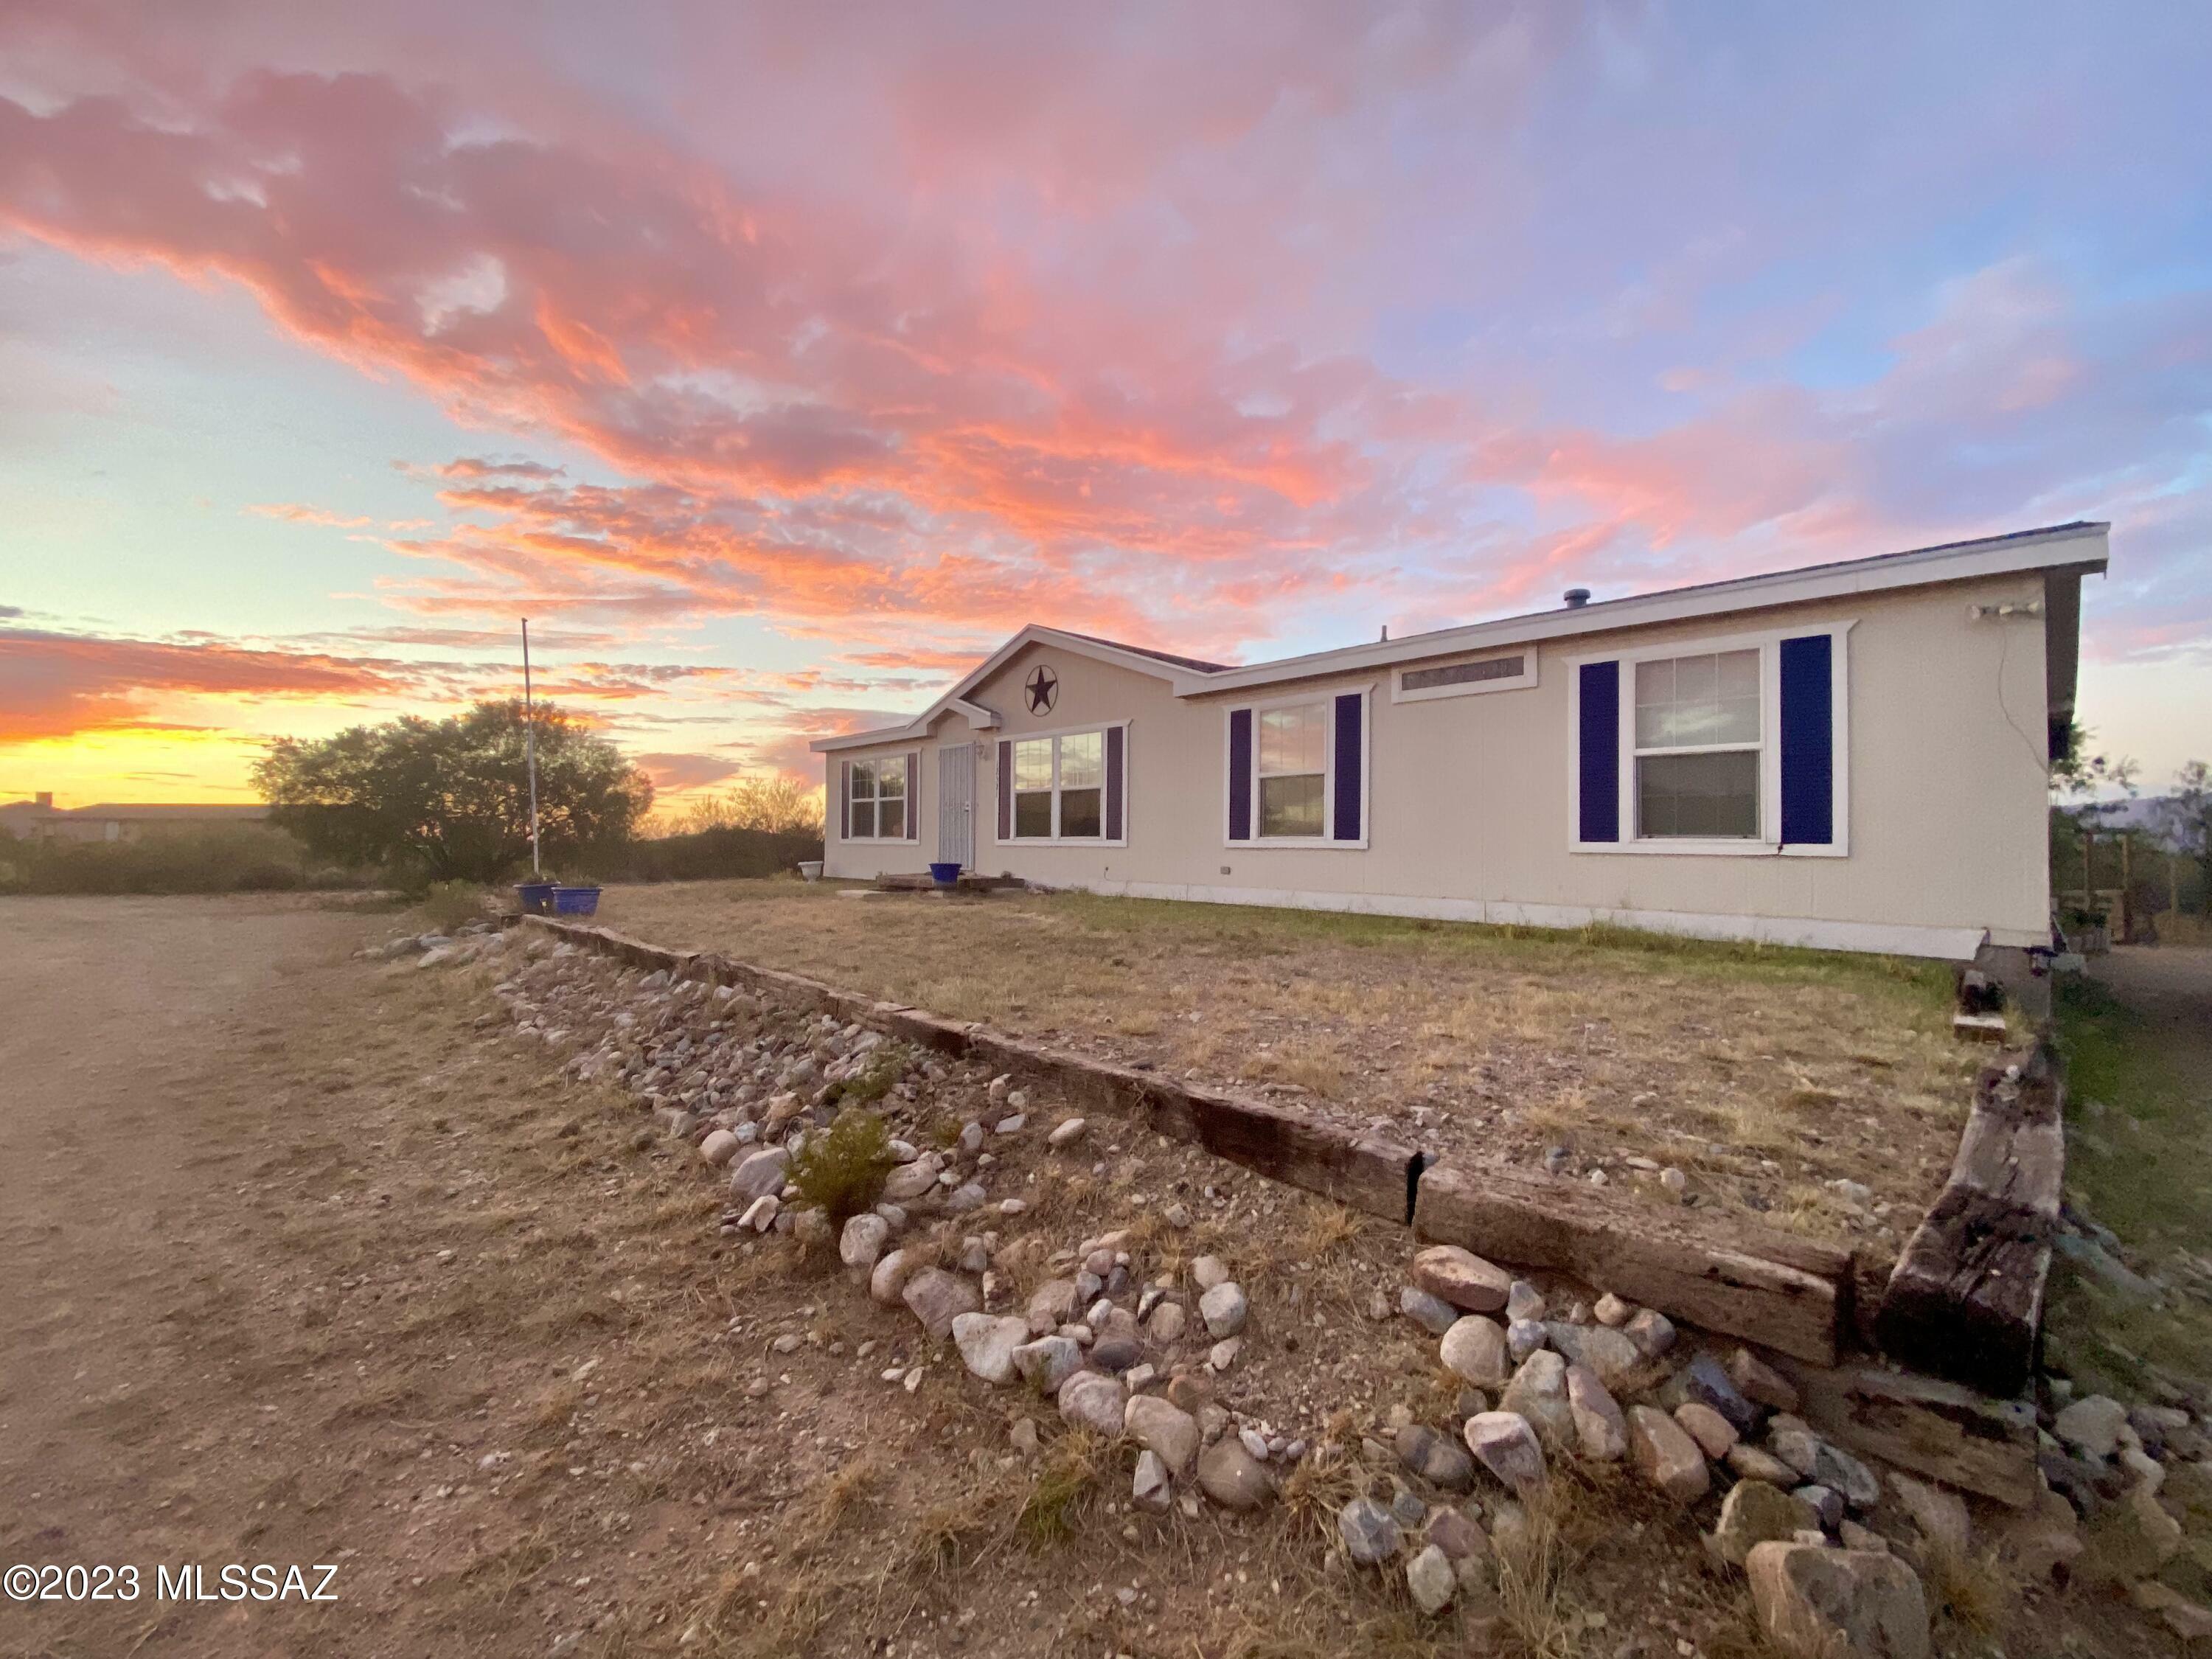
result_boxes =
[516,917,2056,1402]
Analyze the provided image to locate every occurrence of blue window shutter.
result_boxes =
[1779,634,1834,846]
[1332,692,1363,842]
[1227,709,1253,841]
[1105,726,1125,840]
[1576,661,1620,843]
[996,740,1012,841]
[904,753,918,840]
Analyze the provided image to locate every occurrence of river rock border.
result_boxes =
[515,917,2057,1394]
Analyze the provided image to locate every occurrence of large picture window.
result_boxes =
[1632,650,1759,838]
[847,757,907,840]
[1256,703,1326,838]
[1009,729,1107,839]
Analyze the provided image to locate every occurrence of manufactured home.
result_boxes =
[812,521,2107,964]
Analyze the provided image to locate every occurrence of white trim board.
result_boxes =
[1062,880,1990,961]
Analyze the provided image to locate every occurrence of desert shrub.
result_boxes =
[787,1107,896,1222]
[0,823,374,895]
[417,880,490,933]
[580,824,823,883]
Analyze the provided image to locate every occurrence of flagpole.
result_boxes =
[523,617,542,876]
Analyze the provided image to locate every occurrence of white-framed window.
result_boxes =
[847,756,909,841]
[1223,685,1371,849]
[1632,648,1761,838]
[1392,647,1539,703]
[1568,622,1851,858]
[1005,724,1122,843]
[1256,702,1327,838]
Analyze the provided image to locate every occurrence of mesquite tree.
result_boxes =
[254,700,653,883]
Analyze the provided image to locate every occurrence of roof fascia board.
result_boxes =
[810,623,1194,751]
[1170,524,2109,698]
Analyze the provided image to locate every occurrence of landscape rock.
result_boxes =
[1545,1321,1643,1391]
[1405,1544,1456,1615]
[1625,1307,1677,1359]
[1507,1318,1548,1362]
[1400,1287,1461,1335]
[951,1312,1031,1385]
[1991,1482,2084,1580]
[902,1267,982,1340]
[1124,1394,1201,1475]
[728,1147,790,1203]
[2053,1394,2129,1461]
[1595,1292,1632,1327]
[699,1128,740,1166]
[790,1206,832,1250]
[1500,1351,1574,1451]
[1412,1245,1512,1313]
[1147,1301,1187,1343]
[1012,1335,1083,1394]
[839,1212,890,1270]
[1133,1450,1173,1513]
[1675,1400,1739,1460]
[945,1182,989,1214]
[1797,1484,1845,1531]
[737,1194,779,1231]
[1463,1411,1547,1497]
[1397,1424,1477,1492]
[1440,1316,1509,1387]
[1888,1474,1970,1557]
[1506,1280,1548,1323]
[1198,1281,1249,1339]
[869,1248,920,1306]
[1091,1333,1144,1374]
[1730,1346,1801,1413]
[1426,1506,1490,1567]
[1565,1363,1628,1462]
[1057,1371,1126,1437]
[881,1155,940,1203]
[1679,1352,1759,1434]
[1026,1278,1082,1334]
[1768,1416,1823,1478]
[1191,1254,1231,1291]
[1047,1116,1087,1149]
[1812,1439,1882,1509]
[1728,1443,1804,1487]
[1197,1436,1274,1510]
[1745,1542,1930,1659]
[1338,1497,1402,1565]
[1630,1405,1711,1503]
[1713,1481,1820,1568]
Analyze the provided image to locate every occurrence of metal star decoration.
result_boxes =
[1024,665,1058,714]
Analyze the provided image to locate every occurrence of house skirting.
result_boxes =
[1065,879,1992,961]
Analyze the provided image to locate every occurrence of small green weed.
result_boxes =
[787,1107,896,1222]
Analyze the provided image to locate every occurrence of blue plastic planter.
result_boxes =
[515,880,556,915]
[551,884,602,916]
[928,861,962,888]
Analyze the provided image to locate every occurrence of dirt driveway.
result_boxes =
[0,894,828,1658]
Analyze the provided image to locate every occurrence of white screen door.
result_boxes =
[937,743,976,868]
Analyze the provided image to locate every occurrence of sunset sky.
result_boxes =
[2,2,2208,812]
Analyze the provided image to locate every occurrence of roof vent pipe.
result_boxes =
[1563,588,1591,609]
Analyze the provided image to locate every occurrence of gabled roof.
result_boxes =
[810,521,2110,751]
[811,624,1228,751]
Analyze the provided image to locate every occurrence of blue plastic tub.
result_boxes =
[928,860,963,888]
[515,880,556,915]
[551,885,602,916]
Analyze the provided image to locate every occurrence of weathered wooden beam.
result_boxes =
[526,917,1418,1223]
[1788,1363,2039,1509]
[1413,1161,1850,1366]
[1875,1047,2062,1397]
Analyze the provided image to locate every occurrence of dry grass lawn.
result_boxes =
[603,880,1979,1250]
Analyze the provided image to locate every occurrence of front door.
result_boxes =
[938,743,976,869]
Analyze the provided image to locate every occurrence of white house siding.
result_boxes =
[824,571,2056,955]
